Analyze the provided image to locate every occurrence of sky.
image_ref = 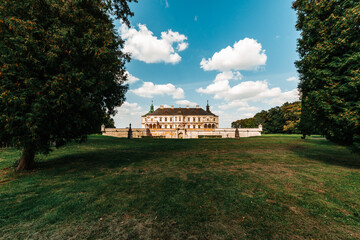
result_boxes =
[113,0,300,128]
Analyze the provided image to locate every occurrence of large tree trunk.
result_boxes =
[16,146,35,171]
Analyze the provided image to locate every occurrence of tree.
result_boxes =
[293,0,360,150]
[282,101,301,134]
[0,0,136,171]
[231,118,257,128]
[265,107,285,134]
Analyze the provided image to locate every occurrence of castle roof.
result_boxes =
[143,107,217,117]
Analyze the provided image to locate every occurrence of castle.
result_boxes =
[142,101,218,130]
[101,102,263,139]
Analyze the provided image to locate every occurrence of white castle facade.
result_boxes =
[141,102,218,130]
[102,102,263,139]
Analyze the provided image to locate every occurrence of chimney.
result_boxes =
[187,105,189,109]
[160,105,164,109]
[196,105,200,109]
[171,105,174,109]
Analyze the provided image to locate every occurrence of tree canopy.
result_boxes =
[0,0,136,170]
[293,0,360,151]
[231,101,305,134]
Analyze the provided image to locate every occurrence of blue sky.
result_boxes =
[113,0,300,128]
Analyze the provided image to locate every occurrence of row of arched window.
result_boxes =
[146,124,216,129]
[147,116,216,122]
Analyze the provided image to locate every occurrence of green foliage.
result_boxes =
[232,101,303,134]
[264,106,286,134]
[282,102,301,133]
[0,1,135,156]
[231,117,258,128]
[293,0,360,150]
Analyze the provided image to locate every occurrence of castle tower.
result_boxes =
[206,100,210,113]
[150,100,154,113]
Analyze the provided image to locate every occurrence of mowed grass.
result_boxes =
[1,135,360,240]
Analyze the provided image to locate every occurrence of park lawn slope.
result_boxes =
[1,135,360,239]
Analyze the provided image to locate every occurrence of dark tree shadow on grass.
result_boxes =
[288,139,360,169]
[35,138,199,175]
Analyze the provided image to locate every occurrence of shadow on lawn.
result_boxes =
[288,139,360,169]
[36,138,196,174]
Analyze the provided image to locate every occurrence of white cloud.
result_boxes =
[116,102,143,116]
[132,82,184,99]
[214,71,242,82]
[194,16,198,21]
[177,42,189,51]
[219,100,259,112]
[200,38,267,72]
[219,100,248,110]
[197,75,291,102]
[265,89,299,105]
[240,113,255,119]
[120,23,188,64]
[175,100,197,106]
[286,76,298,82]
[197,71,299,109]
[165,0,169,8]
[124,71,139,84]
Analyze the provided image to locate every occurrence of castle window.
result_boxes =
[188,117,190,121]
[160,117,162,121]
[188,125,190,128]
[170,117,172,121]
[193,117,196,122]
[151,118,153,122]
[170,125,172,128]
[165,117,167,121]
[198,117,200,122]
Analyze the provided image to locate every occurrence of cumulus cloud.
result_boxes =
[286,76,298,82]
[219,100,259,112]
[214,71,242,82]
[197,71,299,109]
[175,100,197,106]
[177,42,189,51]
[197,72,298,103]
[132,82,184,99]
[200,38,267,72]
[120,23,188,64]
[265,89,299,105]
[116,102,143,116]
[239,113,255,119]
[124,71,140,84]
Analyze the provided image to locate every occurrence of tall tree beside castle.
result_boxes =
[0,0,136,171]
[293,0,360,150]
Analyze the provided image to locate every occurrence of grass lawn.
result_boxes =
[1,135,360,239]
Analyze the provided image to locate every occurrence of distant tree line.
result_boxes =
[231,101,314,134]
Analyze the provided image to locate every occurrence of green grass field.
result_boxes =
[1,135,360,239]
